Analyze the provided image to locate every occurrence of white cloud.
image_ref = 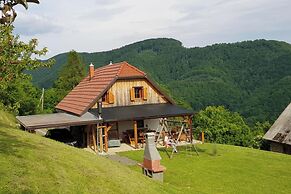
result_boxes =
[11,0,291,58]
[14,11,62,36]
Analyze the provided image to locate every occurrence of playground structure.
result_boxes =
[156,118,199,158]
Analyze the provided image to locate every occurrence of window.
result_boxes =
[137,120,144,128]
[130,86,148,101]
[134,87,143,99]
[102,92,109,103]
[102,91,114,104]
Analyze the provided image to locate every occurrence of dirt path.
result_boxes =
[106,154,138,166]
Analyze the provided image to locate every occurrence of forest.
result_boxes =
[29,38,291,124]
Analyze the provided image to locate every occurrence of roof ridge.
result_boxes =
[122,61,146,76]
[116,63,124,76]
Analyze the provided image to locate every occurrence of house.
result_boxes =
[17,61,193,153]
[263,103,291,154]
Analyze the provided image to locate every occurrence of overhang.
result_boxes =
[90,103,194,122]
[16,112,102,130]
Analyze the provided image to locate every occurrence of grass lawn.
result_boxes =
[0,110,176,194]
[119,143,291,194]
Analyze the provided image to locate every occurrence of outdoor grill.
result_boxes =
[139,132,166,182]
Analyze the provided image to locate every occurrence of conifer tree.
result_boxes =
[54,50,86,92]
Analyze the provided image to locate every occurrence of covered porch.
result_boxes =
[91,103,194,153]
[16,104,194,154]
[16,112,102,150]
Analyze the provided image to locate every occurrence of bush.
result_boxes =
[194,106,253,147]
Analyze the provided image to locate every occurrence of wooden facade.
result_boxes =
[94,79,168,108]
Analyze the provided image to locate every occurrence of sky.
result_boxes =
[11,0,291,58]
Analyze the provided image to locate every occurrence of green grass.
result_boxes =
[2,109,291,193]
[0,111,175,194]
[0,110,16,129]
[119,144,291,194]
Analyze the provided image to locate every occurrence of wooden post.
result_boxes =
[201,131,205,144]
[99,126,103,152]
[82,127,86,147]
[189,116,193,143]
[92,125,97,153]
[86,125,90,148]
[104,126,108,153]
[134,120,138,149]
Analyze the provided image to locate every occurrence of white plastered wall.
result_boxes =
[117,119,161,140]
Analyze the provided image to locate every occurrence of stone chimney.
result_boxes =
[139,132,166,182]
[89,63,94,80]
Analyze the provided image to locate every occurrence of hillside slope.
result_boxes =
[29,38,291,123]
[120,143,291,194]
[0,112,174,193]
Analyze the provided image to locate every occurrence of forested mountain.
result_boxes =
[29,38,291,124]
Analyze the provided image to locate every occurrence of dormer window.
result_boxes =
[130,86,147,101]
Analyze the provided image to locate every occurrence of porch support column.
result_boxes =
[104,125,112,153]
[134,120,138,149]
[86,125,90,148]
[92,125,97,153]
[104,126,108,153]
[99,126,103,152]
[189,116,193,143]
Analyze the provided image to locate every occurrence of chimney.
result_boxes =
[89,63,94,80]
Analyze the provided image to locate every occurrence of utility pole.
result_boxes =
[38,88,44,112]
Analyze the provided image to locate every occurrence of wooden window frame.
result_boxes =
[130,86,148,102]
[102,92,109,104]
[134,87,143,99]
[102,91,114,104]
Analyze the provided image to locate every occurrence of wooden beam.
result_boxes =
[99,125,103,152]
[82,127,86,147]
[86,125,90,148]
[189,116,193,143]
[104,126,108,153]
[92,125,97,153]
[134,120,138,149]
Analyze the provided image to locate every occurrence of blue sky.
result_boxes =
[12,0,291,58]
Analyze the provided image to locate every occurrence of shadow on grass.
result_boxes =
[0,122,16,129]
[157,146,207,158]
[0,129,37,159]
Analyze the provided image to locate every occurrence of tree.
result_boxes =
[0,25,54,114]
[0,79,40,115]
[43,51,86,112]
[251,121,271,149]
[0,25,53,89]
[54,50,86,92]
[194,106,253,147]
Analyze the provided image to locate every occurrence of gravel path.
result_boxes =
[107,154,138,166]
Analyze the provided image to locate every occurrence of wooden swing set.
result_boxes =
[156,116,199,159]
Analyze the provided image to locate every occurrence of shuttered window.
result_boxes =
[130,88,135,101]
[143,87,148,101]
[102,91,114,104]
[130,87,148,102]
[108,91,114,104]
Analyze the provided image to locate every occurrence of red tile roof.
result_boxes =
[56,61,147,116]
